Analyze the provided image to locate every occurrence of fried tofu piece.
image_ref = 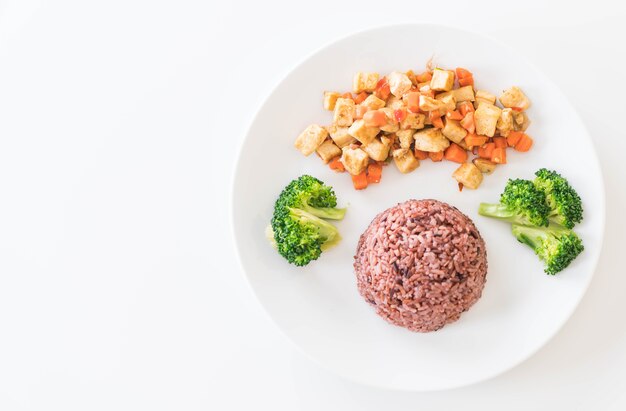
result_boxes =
[315,139,341,163]
[442,118,468,144]
[348,119,380,145]
[323,91,340,111]
[513,111,530,131]
[333,98,355,127]
[327,125,356,148]
[392,148,420,173]
[499,86,530,111]
[294,124,328,156]
[474,90,496,108]
[361,94,386,110]
[430,69,455,91]
[341,146,369,175]
[473,158,497,174]
[400,112,425,130]
[396,129,415,149]
[453,163,483,189]
[418,95,447,112]
[387,71,412,97]
[496,108,514,137]
[474,103,502,137]
[413,128,450,152]
[353,72,379,93]
[386,95,404,110]
[455,85,475,102]
[378,108,400,133]
[439,93,456,112]
[363,136,392,161]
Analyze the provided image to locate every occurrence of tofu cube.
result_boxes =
[439,93,456,112]
[396,129,415,149]
[392,148,420,174]
[499,86,530,111]
[413,128,450,152]
[363,136,392,161]
[474,103,502,137]
[442,118,468,144]
[430,69,455,91]
[419,95,447,112]
[386,95,405,110]
[323,91,340,111]
[333,98,355,127]
[315,139,341,163]
[474,90,496,108]
[454,85,475,102]
[378,108,400,133]
[472,158,497,174]
[327,125,356,148]
[361,94,386,110]
[294,124,328,156]
[347,119,380,145]
[387,71,413,97]
[353,72,379,93]
[496,108,514,137]
[513,111,531,131]
[452,163,483,189]
[400,112,425,130]
[341,146,369,175]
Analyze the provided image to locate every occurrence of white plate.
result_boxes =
[231,24,605,391]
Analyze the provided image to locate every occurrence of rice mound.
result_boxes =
[354,199,488,332]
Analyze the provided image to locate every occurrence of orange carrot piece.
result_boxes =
[491,147,507,164]
[493,137,507,148]
[507,131,524,147]
[455,67,473,79]
[406,92,420,113]
[444,143,468,163]
[363,110,387,127]
[432,116,444,129]
[446,110,464,120]
[341,92,353,100]
[477,142,495,159]
[374,78,390,100]
[429,151,444,162]
[355,105,368,119]
[458,101,475,116]
[366,162,383,183]
[465,134,488,147]
[414,149,429,160]
[460,112,475,134]
[416,71,432,83]
[458,76,474,87]
[514,134,534,152]
[328,157,345,172]
[354,91,369,104]
[351,171,368,190]
[394,108,407,122]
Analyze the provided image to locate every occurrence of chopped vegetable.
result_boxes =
[328,156,345,172]
[465,134,488,148]
[460,112,476,134]
[534,168,583,229]
[506,130,524,147]
[429,150,444,162]
[477,142,495,159]
[444,143,468,163]
[352,171,368,190]
[414,149,429,160]
[514,133,533,152]
[366,162,383,183]
[491,147,507,164]
[479,179,550,226]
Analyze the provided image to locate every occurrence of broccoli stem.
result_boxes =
[301,204,347,220]
[289,208,341,250]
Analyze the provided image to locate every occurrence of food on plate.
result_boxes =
[268,175,346,266]
[294,65,535,190]
[479,169,584,274]
[353,199,488,332]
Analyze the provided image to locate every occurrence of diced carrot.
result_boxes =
[341,92,353,100]
[446,110,464,120]
[429,151,444,162]
[465,133,488,147]
[416,71,432,83]
[414,149,429,160]
[493,137,507,148]
[354,91,369,104]
[491,147,507,164]
[394,108,407,122]
[405,70,417,85]
[374,78,390,100]
[455,67,473,79]
[328,157,345,172]
[511,107,524,112]
[514,134,534,152]
[432,116,444,128]
[355,105,368,119]
[458,101,475,116]
[366,162,383,183]
[460,112,475,134]
[443,143,468,163]
[406,92,420,113]
[477,142,495,159]
[363,110,387,127]
[458,76,474,87]
[506,131,524,147]
[351,171,368,190]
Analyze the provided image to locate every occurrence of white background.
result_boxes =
[1,0,625,410]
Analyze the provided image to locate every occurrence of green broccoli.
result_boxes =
[534,168,583,229]
[269,175,346,266]
[478,179,550,226]
[511,224,584,275]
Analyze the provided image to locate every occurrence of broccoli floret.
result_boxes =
[511,224,584,275]
[533,168,583,229]
[478,179,550,226]
[270,175,346,266]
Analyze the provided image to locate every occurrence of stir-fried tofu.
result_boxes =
[430,69,455,91]
[419,95,447,112]
[439,93,456,112]
[453,163,483,189]
[396,129,415,149]
[392,148,420,174]
[363,136,392,161]
[442,118,468,144]
[323,91,340,111]
[361,94,386,110]
[294,124,328,156]
[316,139,341,163]
[413,128,450,152]
[378,108,399,133]
[496,108,514,137]
[474,103,502,137]
[513,111,530,131]
[400,112,425,130]
[386,95,404,110]
[353,72,380,93]
[499,86,530,111]
[348,119,380,145]
[474,90,496,107]
[453,85,475,102]
[327,125,356,148]
[333,98,355,127]
[387,71,412,97]
[341,146,369,175]
[472,158,497,174]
